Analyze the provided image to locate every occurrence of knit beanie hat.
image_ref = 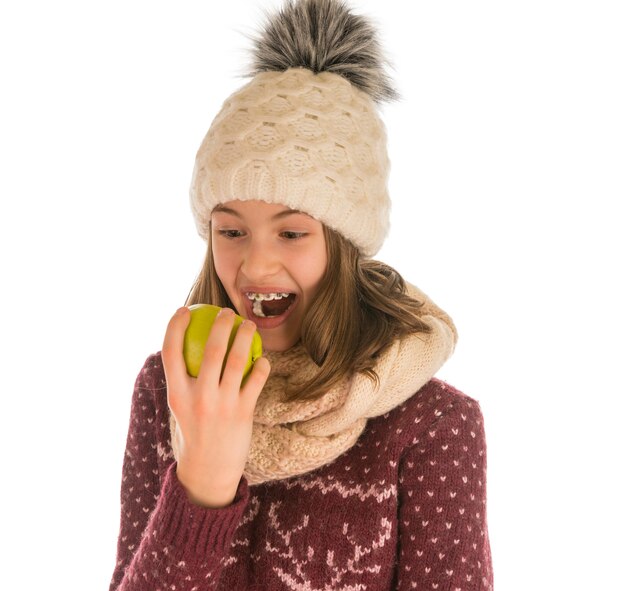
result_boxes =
[189,0,400,257]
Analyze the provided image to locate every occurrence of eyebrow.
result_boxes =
[212,204,312,220]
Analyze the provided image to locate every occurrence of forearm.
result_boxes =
[112,463,249,591]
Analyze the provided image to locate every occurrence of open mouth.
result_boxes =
[245,292,297,319]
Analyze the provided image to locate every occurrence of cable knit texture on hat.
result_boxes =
[190,67,391,257]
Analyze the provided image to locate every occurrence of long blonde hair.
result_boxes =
[184,223,433,403]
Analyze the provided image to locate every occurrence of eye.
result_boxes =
[281,231,307,240]
[217,230,243,239]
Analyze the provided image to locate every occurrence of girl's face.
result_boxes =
[211,199,327,352]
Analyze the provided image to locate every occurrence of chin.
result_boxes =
[258,326,300,353]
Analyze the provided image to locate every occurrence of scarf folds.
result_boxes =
[168,282,457,485]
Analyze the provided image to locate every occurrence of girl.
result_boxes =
[109,0,493,589]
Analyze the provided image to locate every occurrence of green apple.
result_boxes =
[182,304,263,381]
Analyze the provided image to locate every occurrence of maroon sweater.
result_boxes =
[109,352,493,590]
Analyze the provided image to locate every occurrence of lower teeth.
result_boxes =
[252,299,280,318]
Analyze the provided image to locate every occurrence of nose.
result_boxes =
[240,236,282,280]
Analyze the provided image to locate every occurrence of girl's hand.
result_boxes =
[161,306,271,508]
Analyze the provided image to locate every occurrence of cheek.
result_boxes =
[302,242,328,291]
[211,240,235,281]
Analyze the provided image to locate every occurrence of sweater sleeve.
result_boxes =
[395,396,494,591]
[108,354,250,591]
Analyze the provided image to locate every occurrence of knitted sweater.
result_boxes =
[109,353,494,591]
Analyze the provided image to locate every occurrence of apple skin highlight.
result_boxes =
[182,304,263,380]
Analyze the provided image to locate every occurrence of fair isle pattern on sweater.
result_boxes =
[109,353,494,590]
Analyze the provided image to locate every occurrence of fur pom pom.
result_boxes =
[240,0,400,104]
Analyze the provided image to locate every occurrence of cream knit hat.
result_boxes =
[189,0,400,257]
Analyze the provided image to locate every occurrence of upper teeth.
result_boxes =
[246,292,291,301]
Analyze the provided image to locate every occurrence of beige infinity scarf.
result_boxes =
[168,282,457,485]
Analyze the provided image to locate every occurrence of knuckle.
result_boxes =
[204,343,227,363]
[190,397,216,419]
[166,391,183,414]
[161,341,175,353]
[204,334,228,353]
[218,311,236,325]
[160,346,176,364]
[196,395,238,422]
[167,314,181,329]
[228,348,248,366]
[254,357,270,375]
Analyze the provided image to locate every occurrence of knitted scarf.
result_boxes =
[168,282,457,485]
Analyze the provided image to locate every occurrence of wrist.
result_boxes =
[185,488,235,509]
[176,465,239,508]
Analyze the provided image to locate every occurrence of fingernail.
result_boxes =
[218,307,234,317]
[176,307,187,315]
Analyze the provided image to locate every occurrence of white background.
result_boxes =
[1,1,624,589]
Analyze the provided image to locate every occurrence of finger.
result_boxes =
[219,319,258,392]
[240,356,271,412]
[161,307,191,404]
[196,307,237,388]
